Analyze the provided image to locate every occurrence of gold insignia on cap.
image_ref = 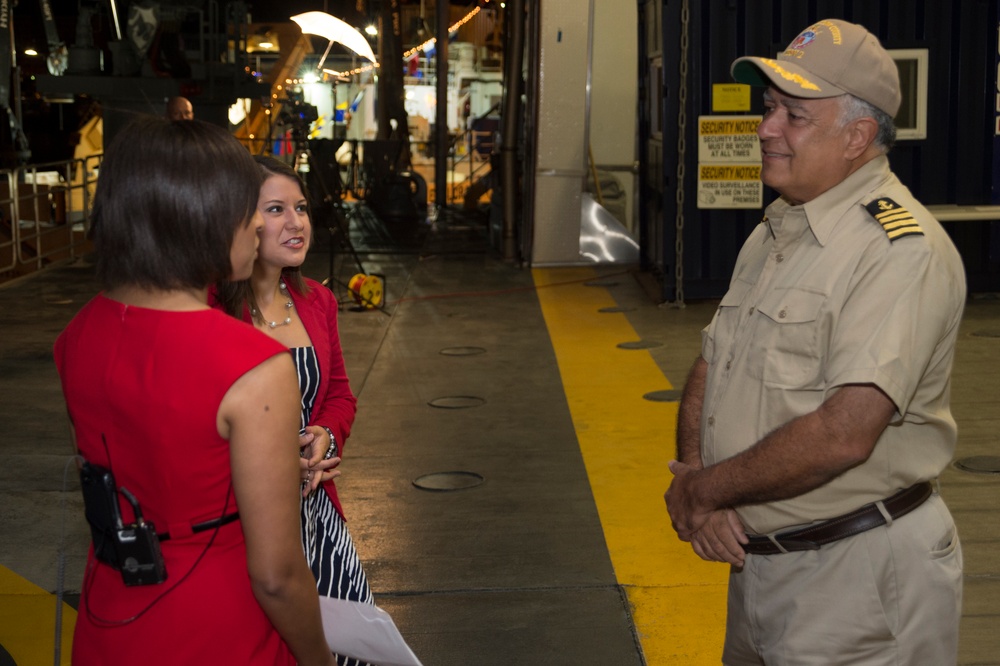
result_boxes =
[821,21,843,44]
[759,58,821,92]
[865,198,924,241]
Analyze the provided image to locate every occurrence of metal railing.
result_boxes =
[447,128,495,202]
[246,131,496,208]
[0,155,102,283]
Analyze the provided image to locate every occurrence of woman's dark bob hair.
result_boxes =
[91,117,263,290]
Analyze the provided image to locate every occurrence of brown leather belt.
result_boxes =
[742,482,933,555]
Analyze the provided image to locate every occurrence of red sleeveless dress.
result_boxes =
[55,294,295,665]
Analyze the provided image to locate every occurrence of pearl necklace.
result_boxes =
[252,280,294,329]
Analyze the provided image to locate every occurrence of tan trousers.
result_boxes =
[723,493,963,666]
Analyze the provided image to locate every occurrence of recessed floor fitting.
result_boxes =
[643,390,683,402]
[413,471,485,491]
[428,396,486,409]
[439,346,488,356]
[617,340,663,350]
[954,456,1000,474]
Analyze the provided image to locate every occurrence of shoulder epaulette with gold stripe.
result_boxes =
[865,197,924,241]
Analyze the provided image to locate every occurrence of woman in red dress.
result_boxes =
[54,117,336,665]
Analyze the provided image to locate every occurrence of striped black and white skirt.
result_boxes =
[302,487,375,666]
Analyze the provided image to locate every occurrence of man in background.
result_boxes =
[166,96,194,121]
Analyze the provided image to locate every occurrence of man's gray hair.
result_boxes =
[840,94,897,153]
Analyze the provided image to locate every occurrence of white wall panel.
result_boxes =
[532,176,585,266]
[591,0,638,231]
[531,0,590,264]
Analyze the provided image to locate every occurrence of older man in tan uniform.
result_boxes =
[665,19,965,665]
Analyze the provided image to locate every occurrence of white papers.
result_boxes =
[319,597,423,666]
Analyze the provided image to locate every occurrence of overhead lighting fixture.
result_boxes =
[248,26,280,53]
[365,25,378,36]
[25,48,39,56]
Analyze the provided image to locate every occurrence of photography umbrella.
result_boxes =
[290,11,378,68]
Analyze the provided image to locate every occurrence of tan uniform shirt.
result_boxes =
[700,156,966,534]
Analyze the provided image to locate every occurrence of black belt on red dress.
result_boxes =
[741,482,933,555]
[157,511,240,542]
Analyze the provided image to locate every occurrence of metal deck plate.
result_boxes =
[413,471,485,491]
[643,390,683,402]
[440,346,488,356]
[954,456,1000,474]
[617,340,663,350]
[428,396,486,409]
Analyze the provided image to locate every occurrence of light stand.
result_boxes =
[287,11,386,310]
[290,115,385,311]
[291,130,358,275]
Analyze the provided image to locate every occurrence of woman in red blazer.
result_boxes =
[213,156,372,666]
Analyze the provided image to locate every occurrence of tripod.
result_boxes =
[290,132,385,310]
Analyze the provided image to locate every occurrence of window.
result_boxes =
[888,49,928,140]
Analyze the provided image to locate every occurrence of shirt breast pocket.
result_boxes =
[703,278,753,364]
[753,287,827,388]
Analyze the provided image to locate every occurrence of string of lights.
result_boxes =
[322,0,492,80]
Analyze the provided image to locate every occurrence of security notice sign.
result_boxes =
[697,115,763,209]
[698,116,761,162]
[697,164,763,209]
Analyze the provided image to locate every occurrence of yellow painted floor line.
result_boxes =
[533,267,728,664]
[0,565,75,664]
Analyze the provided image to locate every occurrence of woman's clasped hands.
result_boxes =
[298,426,341,496]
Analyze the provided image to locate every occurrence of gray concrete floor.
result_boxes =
[2,207,999,664]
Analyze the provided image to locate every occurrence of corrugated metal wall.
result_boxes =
[639,0,1000,301]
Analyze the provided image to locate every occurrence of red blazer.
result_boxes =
[210,278,358,518]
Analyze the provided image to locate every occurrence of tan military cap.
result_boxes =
[731,19,902,118]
